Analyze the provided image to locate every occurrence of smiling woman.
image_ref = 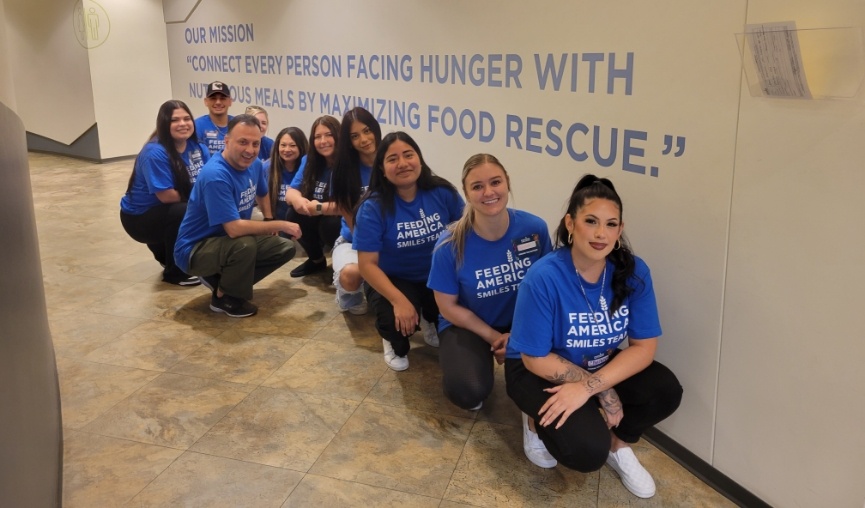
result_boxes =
[428,154,552,411]
[503,174,683,499]
[352,131,464,371]
[284,115,343,278]
[119,100,210,286]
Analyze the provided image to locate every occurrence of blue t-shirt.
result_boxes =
[173,152,268,272]
[428,209,552,332]
[258,135,274,160]
[289,156,332,201]
[263,158,298,220]
[119,141,209,215]
[353,186,464,282]
[338,162,373,242]
[506,248,662,372]
[195,115,234,155]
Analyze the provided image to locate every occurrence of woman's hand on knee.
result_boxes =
[491,332,509,365]
[539,383,592,429]
[392,297,418,337]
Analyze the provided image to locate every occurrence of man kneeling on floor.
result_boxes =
[174,114,301,317]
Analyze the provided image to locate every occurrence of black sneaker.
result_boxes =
[210,293,258,318]
[163,275,201,286]
[289,258,327,278]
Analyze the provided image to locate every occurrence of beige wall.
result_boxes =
[717,2,865,507]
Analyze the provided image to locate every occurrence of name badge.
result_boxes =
[513,234,540,258]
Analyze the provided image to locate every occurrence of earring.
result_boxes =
[614,239,622,250]
[567,233,573,244]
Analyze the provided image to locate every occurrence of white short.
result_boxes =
[331,236,359,291]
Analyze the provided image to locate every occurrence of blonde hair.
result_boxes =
[439,153,511,267]
[244,105,268,119]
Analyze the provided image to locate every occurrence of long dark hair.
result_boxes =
[268,127,308,216]
[555,174,637,316]
[357,131,458,220]
[126,100,197,200]
[331,107,382,216]
[300,115,340,199]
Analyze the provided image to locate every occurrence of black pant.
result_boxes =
[365,276,438,357]
[439,325,506,409]
[505,353,682,472]
[120,204,188,281]
[285,209,341,260]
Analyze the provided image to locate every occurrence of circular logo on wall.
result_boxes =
[72,0,110,49]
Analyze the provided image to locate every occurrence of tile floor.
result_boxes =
[30,152,735,507]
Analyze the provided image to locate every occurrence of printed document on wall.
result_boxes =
[745,21,811,98]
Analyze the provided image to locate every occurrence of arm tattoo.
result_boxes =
[598,388,622,415]
[542,355,589,384]
[585,376,605,393]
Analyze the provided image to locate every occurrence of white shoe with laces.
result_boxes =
[521,413,556,468]
[420,317,439,347]
[382,339,408,371]
[606,446,656,498]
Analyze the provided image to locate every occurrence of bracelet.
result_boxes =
[263,217,274,221]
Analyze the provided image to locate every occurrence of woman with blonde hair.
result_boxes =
[245,105,273,160]
[428,154,551,409]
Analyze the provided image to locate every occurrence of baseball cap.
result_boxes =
[206,81,231,98]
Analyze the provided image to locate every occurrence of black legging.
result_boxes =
[365,276,438,357]
[120,203,188,281]
[505,353,682,472]
[438,325,508,409]
[285,208,341,260]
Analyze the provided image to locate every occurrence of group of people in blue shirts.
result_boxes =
[118,82,682,499]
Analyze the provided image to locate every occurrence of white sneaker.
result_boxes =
[521,413,556,468]
[382,339,408,371]
[420,317,439,347]
[336,291,367,315]
[606,447,656,498]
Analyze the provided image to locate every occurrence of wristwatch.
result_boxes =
[316,203,323,215]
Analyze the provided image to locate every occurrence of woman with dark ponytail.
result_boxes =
[505,174,682,499]
[120,100,209,286]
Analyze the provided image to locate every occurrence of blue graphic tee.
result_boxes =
[506,248,662,371]
[174,153,268,272]
[353,186,464,282]
[428,209,552,332]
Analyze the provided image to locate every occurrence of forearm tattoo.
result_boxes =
[538,355,587,383]
[539,354,607,394]
[598,388,622,416]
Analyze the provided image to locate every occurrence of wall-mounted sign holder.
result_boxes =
[736,24,865,99]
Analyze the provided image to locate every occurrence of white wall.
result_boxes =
[4,0,96,145]
[88,0,172,158]
[3,0,171,158]
[717,2,865,507]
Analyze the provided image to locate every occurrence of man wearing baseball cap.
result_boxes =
[195,81,234,155]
